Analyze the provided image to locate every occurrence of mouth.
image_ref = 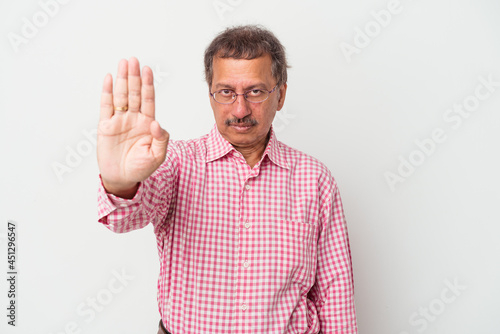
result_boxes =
[230,123,253,132]
[225,118,257,132]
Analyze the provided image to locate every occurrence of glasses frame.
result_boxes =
[209,84,278,104]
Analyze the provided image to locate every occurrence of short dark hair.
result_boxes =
[204,25,289,88]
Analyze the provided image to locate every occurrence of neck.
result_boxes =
[233,131,270,168]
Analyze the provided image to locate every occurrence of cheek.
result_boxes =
[263,103,278,122]
[212,106,231,123]
[267,111,277,125]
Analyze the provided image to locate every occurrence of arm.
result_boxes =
[307,177,358,333]
[96,57,172,234]
[97,145,178,234]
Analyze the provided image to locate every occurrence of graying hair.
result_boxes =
[204,25,290,88]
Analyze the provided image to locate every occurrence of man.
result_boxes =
[97,25,358,333]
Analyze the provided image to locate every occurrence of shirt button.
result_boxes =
[245,184,251,191]
[244,221,251,229]
[241,303,248,311]
[243,260,249,268]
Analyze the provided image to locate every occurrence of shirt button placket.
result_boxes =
[239,179,251,320]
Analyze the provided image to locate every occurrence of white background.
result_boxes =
[1,0,499,333]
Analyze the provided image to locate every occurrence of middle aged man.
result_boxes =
[96,25,358,333]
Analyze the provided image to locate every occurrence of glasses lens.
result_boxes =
[212,89,270,104]
[213,90,235,104]
[245,90,269,103]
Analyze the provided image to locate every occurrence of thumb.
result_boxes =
[150,120,169,159]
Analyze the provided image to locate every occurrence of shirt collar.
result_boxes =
[205,124,290,170]
[205,124,234,163]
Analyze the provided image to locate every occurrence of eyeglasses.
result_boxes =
[210,84,278,104]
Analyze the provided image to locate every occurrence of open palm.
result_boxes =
[97,57,169,197]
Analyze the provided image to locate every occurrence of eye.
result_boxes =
[219,89,233,96]
[248,89,263,96]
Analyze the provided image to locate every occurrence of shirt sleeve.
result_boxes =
[96,145,179,236]
[307,175,358,333]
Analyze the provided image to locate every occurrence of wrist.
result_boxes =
[101,177,139,199]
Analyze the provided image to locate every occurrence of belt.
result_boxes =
[157,320,172,334]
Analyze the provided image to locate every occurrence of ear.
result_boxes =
[277,83,287,111]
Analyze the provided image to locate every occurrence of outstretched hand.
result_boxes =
[97,57,169,198]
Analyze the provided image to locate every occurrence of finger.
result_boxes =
[150,120,169,160]
[99,73,113,121]
[141,66,155,118]
[113,59,128,110]
[128,57,141,113]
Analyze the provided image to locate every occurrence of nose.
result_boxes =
[231,94,252,120]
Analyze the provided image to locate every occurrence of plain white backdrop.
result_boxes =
[1,0,499,333]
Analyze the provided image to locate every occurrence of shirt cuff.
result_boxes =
[97,174,143,221]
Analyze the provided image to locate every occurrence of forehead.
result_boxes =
[211,54,274,88]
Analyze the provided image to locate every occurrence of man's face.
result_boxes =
[209,54,287,151]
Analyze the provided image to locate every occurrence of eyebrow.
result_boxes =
[213,83,268,90]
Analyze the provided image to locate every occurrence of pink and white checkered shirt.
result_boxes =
[97,125,357,333]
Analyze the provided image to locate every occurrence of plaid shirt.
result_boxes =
[97,125,357,333]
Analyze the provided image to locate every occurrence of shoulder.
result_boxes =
[279,141,334,180]
[169,133,210,152]
[163,133,211,161]
[152,133,210,178]
[277,140,339,208]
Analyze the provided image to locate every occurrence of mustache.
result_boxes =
[225,117,258,126]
